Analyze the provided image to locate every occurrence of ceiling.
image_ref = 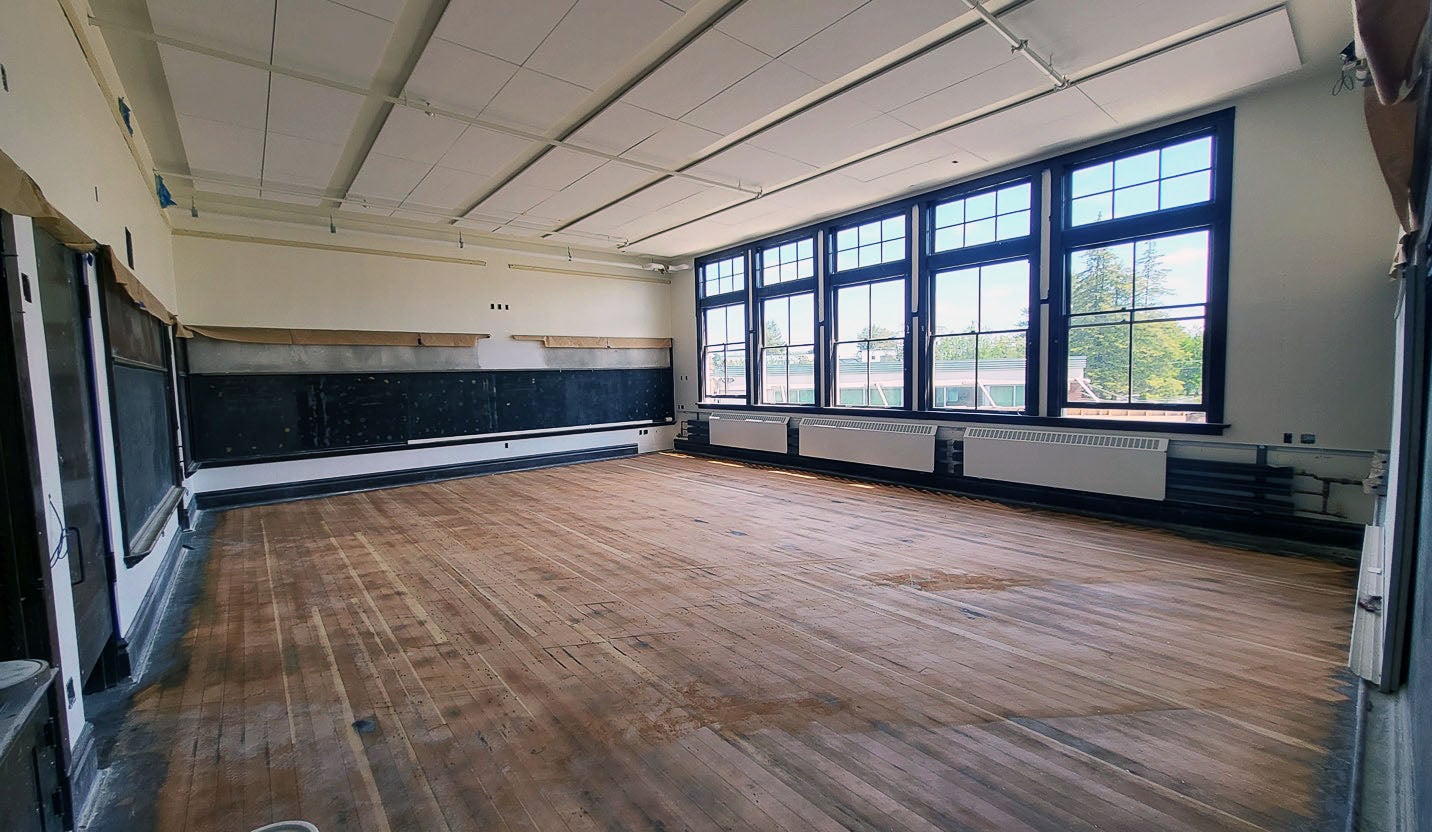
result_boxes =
[93,0,1348,260]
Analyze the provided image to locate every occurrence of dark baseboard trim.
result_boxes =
[674,439,1363,557]
[194,444,639,511]
[117,523,190,677]
[66,721,99,826]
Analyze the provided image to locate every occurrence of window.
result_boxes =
[833,215,905,272]
[1069,136,1212,226]
[760,238,814,285]
[932,182,1031,252]
[702,302,747,401]
[1055,115,1229,423]
[834,279,906,407]
[760,294,816,404]
[931,259,1031,410]
[701,254,745,296]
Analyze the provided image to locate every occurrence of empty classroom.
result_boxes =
[1,1,1429,831]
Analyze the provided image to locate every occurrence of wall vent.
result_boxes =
[708,414,790,454]
[798,418,936,472]
[963,427,1168,500]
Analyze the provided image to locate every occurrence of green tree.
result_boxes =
[1068,241,1203,403]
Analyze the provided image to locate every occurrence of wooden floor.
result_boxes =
[112,452,1356,831]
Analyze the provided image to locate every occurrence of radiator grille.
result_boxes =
[963,427,1166,452]
[709,414,790,426]
[800,418,936,436]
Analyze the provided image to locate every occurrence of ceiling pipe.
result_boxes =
[87,16,762,197]
[957,0,1069,88]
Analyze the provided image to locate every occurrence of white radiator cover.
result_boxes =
[963,427,1168,500]
[708,414,789,454]
[798,418,937,472]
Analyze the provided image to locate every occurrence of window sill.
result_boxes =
[696,403,1229,435]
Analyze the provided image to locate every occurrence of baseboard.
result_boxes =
[194,444,639,511]
[674,439,1363,555]
[117,524,190,679]
[66,721,99,825]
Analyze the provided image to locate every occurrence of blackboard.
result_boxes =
[187,367,673,465]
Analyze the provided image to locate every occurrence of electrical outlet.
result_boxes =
[66,679,76,706]
[1283,432,1293,444]
[1300,433,1316,445]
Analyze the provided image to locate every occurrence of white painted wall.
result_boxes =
[672,70,1400,520]
[0,0,178,310]
[171,220,672,370]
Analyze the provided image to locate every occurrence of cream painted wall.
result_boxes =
[172,222,672,369]
[0,0,177,309]
[671,70,1399,524]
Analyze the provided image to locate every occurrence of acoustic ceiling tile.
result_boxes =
[258,190,324,207]
[147,0,275,59]
[1003,0,1266,76]
[348,151,432,201]
[623,121,722,168]
[567,103,673,156]
[687,144,816,189]
[274,0,394,84]
[682,60,823,135]
[176,115,265,180]
[434,0,576,65]
[472,180,560,216]
[369,108,469,164]
[890,58,1047,130]
[942,88,1115,164]
[439,126,537,177]
[838,134,968,182]
[622,30,769,119]
[838,27,1014,115]
[339,199,396,216]
[333,0,406,21]
[263,132,345,188]
[717,0,869,58]
[159,46,269,129]
[513,147,606,191]
[1079,9,1301,123]
[527,160,654,220]
[480,68,590,133]
[267,75,366,146]
[747,102,912,168]
[779,0,966,82]
[524,0,682,87]
[404,166,491,211]
[404,39,521,116]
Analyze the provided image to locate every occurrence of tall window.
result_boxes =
[1055,117,1228,423]
[697,252,748,403]
[833,216,905,272]
[834,279,906,407]
[756,236,817,405]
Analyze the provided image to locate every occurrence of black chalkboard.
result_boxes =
[187,367,673,465]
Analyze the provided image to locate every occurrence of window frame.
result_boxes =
[918,165,1043,415]
[694,246,752,404]
[1047,110,1233,424]
[753,230,820,406]
[824,207,914,411]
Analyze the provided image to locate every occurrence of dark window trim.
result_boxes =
[825,208,913,411]
[920,166,1043,416]
[1047,109,1233,423]
[698,401,1229,435]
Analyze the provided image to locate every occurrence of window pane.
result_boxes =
[1114,149,1159,188]
[881,239,904,262]
[966,191,996,221]
[726,303,746,344]
[1071,192,1111,226]
[1130,319,1204,404]
[935,200,963,228]
[859,222,880,246]
[932,334,976,408]
[1071,162,1112,198]
[869,279,905,335]
[977,333,1026,409]
[837,249,858,272]
[704,346,747,398]
[998,183,1031,213]
[788,293,814,345]
[763,296,789,346]
[934,268,978,334]
[981,260,1030,331]
[762,347,789,403]
[788,346,816,403]
[1133,231,1209,308]
[857,243,879,268]
[866,340,904,407]
[965,217,996,247]
[881,216,904,240]
[837,284,869,341]
[1068,323,1131,403]
[797,238,813,259]
[835,342,869,406]
[1160,170,1211,209]
[1113,181,1159,218]
[933,226,963,252]
[704,307,724,344]
[1161,136,1212,177]
[996,210,1029,240]
[779,261,797,282]
[1069,242,1134,314]
[837,227,857,250]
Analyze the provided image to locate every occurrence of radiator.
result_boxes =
[798,418,937,472]
[708,414,790,453]
[963,427,1168,500]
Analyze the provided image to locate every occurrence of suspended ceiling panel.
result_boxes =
[779,0,969,81]
[838,26,1025,116]
[682,60,824,134]
[437,126,538,177]
[715,0,869,58]
[523,0,683,86]
[267,76,366,146]
[890,58,1048,130]
[263,132,345,189]
[348,152,432,202]
[747,101,912,168]
[403,38,520,115]
[568,103,672,155]
[479,68,591,132]
[405,166,492,212]
[622,30,770,119]
[689,144,818,189]
[368,109,469,165]
[177,116,265,180]
[527,161,655,220]
[158,46,269,129]
[146,0,274,58]
[273,0,394,83]
[624,121,724,168]
[433,0,575,65]
[1079,9,1302,122]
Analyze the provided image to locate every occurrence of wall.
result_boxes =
[672,70,1400,520]
[0,0,178,310]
